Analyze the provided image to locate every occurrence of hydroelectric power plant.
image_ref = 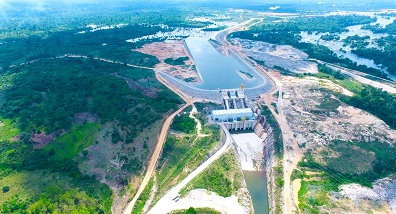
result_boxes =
[211,88,259,131]
[210,87,272,214]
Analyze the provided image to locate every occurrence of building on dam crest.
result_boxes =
[211,88,259,130]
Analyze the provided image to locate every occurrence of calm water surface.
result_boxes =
[185,33,261,90]
[243,170,269,214]
[300,16,396,80]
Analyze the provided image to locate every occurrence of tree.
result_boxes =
[185,207,197,214]
[2,186,10,193]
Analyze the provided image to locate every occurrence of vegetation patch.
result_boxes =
[260,104,283,157]
[169,207,221,214]
[300,140,396,189]
[0,147,112,213]
[164,57,189,66]
[154,121,220,205]
[0,118,21,141]
[272,160,284,214]
[42,123,100,160]
[171,113,197,134]
[340,85,396,129]
[315,95,340,111]
[237,70,254,79]
[180,149,242,197]
[298,179,332,214]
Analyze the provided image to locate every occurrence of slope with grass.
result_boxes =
[180,148,243,198]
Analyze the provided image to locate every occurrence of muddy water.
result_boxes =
[243,170,269,214]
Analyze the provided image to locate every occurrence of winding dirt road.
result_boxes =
[122,72,194,214]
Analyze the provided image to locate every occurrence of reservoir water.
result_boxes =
[244,171,269,214]
[185,33,262,90]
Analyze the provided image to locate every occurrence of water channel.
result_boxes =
[244,171,270,214]
[185,32,262,90]
[185,32,270,213]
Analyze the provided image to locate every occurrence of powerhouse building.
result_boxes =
[211,88,258,130]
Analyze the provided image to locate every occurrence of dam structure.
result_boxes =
[210,88,271,213]
[211,88,258,131]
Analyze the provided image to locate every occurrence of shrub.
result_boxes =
[2,186,10,193]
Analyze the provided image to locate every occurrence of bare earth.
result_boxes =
[280,76,396,213]
[136,40,201,83]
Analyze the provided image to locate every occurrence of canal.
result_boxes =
[185,32,263,90]
[244,171,270,214]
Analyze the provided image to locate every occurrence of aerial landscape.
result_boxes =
[1,0,396,213]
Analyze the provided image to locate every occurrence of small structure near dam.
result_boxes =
[211,88,258,131]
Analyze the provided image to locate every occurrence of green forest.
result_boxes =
[341,85,396,129]
[0,57,183,212]
[1,58,183,133]
[350,35,396,73]
[0,24,165,70]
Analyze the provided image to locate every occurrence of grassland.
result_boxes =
[0,118,21,141]
[180,148,242,197]
[42,123,100,160]
[151,105,221,206]
[155,128,220,202]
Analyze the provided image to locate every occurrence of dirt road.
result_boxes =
[148,124,233,214]
[122,72,193,214]
[122,101,191,214]
[277,85,302,214]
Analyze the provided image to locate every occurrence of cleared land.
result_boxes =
[279,75,396,213]
[137,41,201,83]
[234,39,319,74]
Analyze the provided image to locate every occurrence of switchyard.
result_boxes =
[211,88,259,131]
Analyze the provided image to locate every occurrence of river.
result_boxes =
[244,171,270,214]
[300,16,396,80]
[185,32,263,90]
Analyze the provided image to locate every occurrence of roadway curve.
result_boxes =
[148,124,233,214]
[122,72,194,214]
